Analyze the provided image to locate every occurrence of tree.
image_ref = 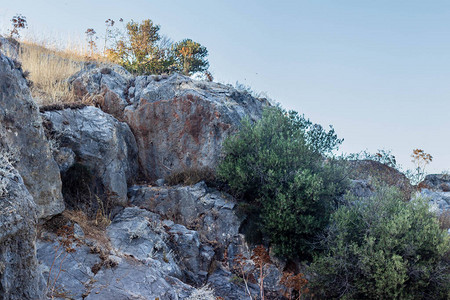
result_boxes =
[106,19,173,74]
[172,39,209,75]
[309,185,450,299]
[217,106,348,258]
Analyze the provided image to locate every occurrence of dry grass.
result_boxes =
[165,167,216,186]
[18,41,86,105]
[63,210,111,248]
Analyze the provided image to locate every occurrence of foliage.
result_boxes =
[346,148,398,169]
[309,185,450,299]
[85,28,97,57]
[251,245,272,300]
[106,19,171,74]
[171,39,209,75]
[407,148,433,185]
[218,106,348,258]
[9,14,27,39]
[280,272,309,300]
[105,19,209,75]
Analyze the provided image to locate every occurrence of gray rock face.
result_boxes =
[69,65,132,120]
[129,182,243,250]
[69,68,268,180]
[43,106,139,206]
[418,189,450,213]
[0,157,44,299]
[107,207,182,277]
[0,36,19,60]
[0,53,64,219]
[125,73,267,179]
[420,174,450,192]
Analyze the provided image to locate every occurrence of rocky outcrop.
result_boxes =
[125,74,267,179]
[42,106,139,206]
[128,181,243,253]
[0,53,64,219]
[419,174,450,192]
[0,36,19,60]
[37,209,194,299]
[347,160,413,200]
[68,68,268,180]
[0,155,44,299]
[68,65,133,120]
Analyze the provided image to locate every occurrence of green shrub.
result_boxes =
[106,19,209,76]
[309,185,450,299]
[217,106,348,258]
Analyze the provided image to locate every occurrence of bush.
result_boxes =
[217,106,348,258]
[309,185,450,299]
[106,19,209,76]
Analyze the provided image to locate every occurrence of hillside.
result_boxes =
[0,36,449,299]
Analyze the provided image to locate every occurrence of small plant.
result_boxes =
[280,272,309,300]
[186,284,216,300]
[9,14,27,39]
[232,253,255,299]
[251,245,272,300]
[85,28,97,57]
[408,148,433,185]
[103,18,115,54]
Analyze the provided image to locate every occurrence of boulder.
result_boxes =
[124,73,267,179]
[128,182,243,254]
[42,106,139,207]
[0,152,44,299]
[419,174,450,192]
[68,64,133,120]
[0,53,64,219]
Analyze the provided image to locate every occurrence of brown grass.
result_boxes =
[165,167,216,186]
[18,41,86,105]
[63,210,111,248]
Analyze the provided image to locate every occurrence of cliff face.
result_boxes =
[0,54,64,220]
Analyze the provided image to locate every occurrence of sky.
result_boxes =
[1,0,449,173]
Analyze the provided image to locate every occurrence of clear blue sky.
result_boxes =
[1,0,449,173]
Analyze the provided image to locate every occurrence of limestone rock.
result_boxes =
[125,73,267,179]
[68,64,133,120]
[0,53,64,219]
[43,106,139,206]
[0,158,44,299]
[128,182,243,253]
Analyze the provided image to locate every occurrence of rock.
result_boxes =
[107,207,182,278]
[347,160,413,200]
[68,65,133,120]
[165,223,215,285]
[43,106,139,206]
[85,257,193,300]
[0,154,45,299]
[419,174,450,192]
[37,241,100,299]
[0,36,19,60]
[124,73,266,180]
[207,266,259,300]
[129,182,243,257]
[0,53,64,219]
[417,188,450,213]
